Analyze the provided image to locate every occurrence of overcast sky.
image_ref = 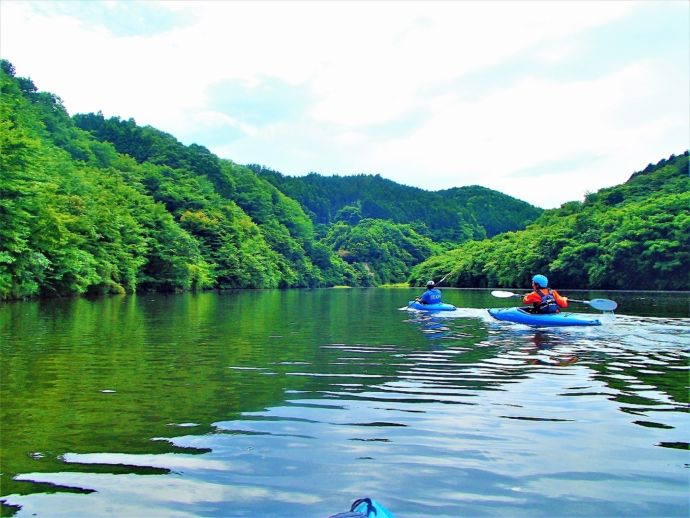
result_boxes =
[2,0,688,208]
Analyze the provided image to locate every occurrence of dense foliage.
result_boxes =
[436,185,544,237]
[324,218,443,285]
[0,60,362,299]
[71,112,361,289]
[1,62,198,297]
[248,166,542,242]
[410,152,690,290]
[2,58,685,299]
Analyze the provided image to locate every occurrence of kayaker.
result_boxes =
[523,274,568,313]
[416,280,442,305]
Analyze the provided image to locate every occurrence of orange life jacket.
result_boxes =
[531,288,560,314]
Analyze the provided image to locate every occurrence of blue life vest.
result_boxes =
[419,288,442,305]
[533,288,559,314]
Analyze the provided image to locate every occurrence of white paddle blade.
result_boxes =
[588,299,618,311]
[490,290,518,298]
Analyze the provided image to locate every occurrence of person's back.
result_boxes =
[523,274,568,313]
[418,281,442,304]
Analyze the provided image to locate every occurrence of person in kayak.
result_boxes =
[523,274,568,313]
[416,280,442,305]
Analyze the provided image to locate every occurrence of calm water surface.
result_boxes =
[1,288,688,517]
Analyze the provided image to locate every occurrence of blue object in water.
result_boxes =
[408,301,457,311]
[488,307,601,327]
[329,498,396,518]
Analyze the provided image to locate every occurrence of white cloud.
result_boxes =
[362,57,687,202]
[1,0,687,208]
[193,111,259,137]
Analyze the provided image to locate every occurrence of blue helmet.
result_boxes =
[532,274,548,288]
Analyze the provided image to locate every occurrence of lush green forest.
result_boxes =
[2,59,686,299]
[0,60,360,299]
[0,61,541,299]
[249,165,542,242]
[410,152,690,290]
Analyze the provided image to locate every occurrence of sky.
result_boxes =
[1,0,688,208]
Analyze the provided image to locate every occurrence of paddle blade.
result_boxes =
[588,298,618,311]
[491,290,519,298]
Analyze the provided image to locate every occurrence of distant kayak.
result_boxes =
[488,307,601,327]
[407,301,457,311]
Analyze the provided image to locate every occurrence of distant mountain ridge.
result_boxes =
[248,165,542,242]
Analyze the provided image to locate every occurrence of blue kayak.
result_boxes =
[408,301,457,311]
[488,307,601,327]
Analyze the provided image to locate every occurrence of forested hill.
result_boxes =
[1,60,362,298]
[410,151,690,291]
[248,166,542,241]
[3,58,685,299]
[436,185,543,237]
[0,59,539,299]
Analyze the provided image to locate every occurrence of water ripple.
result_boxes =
[2,291,688,517]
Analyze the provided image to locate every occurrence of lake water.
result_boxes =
[1,288,688,517]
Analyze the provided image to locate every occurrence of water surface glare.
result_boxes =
[1,289,688,517]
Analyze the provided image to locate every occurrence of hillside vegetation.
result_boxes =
[2,58,685,299]
[410,152,690,290]
[0,60,542,299]
[0,60,361,299]
[249,166,542,242]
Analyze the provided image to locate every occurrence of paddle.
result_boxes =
[490,290,618,311]
[399,272,453,310]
